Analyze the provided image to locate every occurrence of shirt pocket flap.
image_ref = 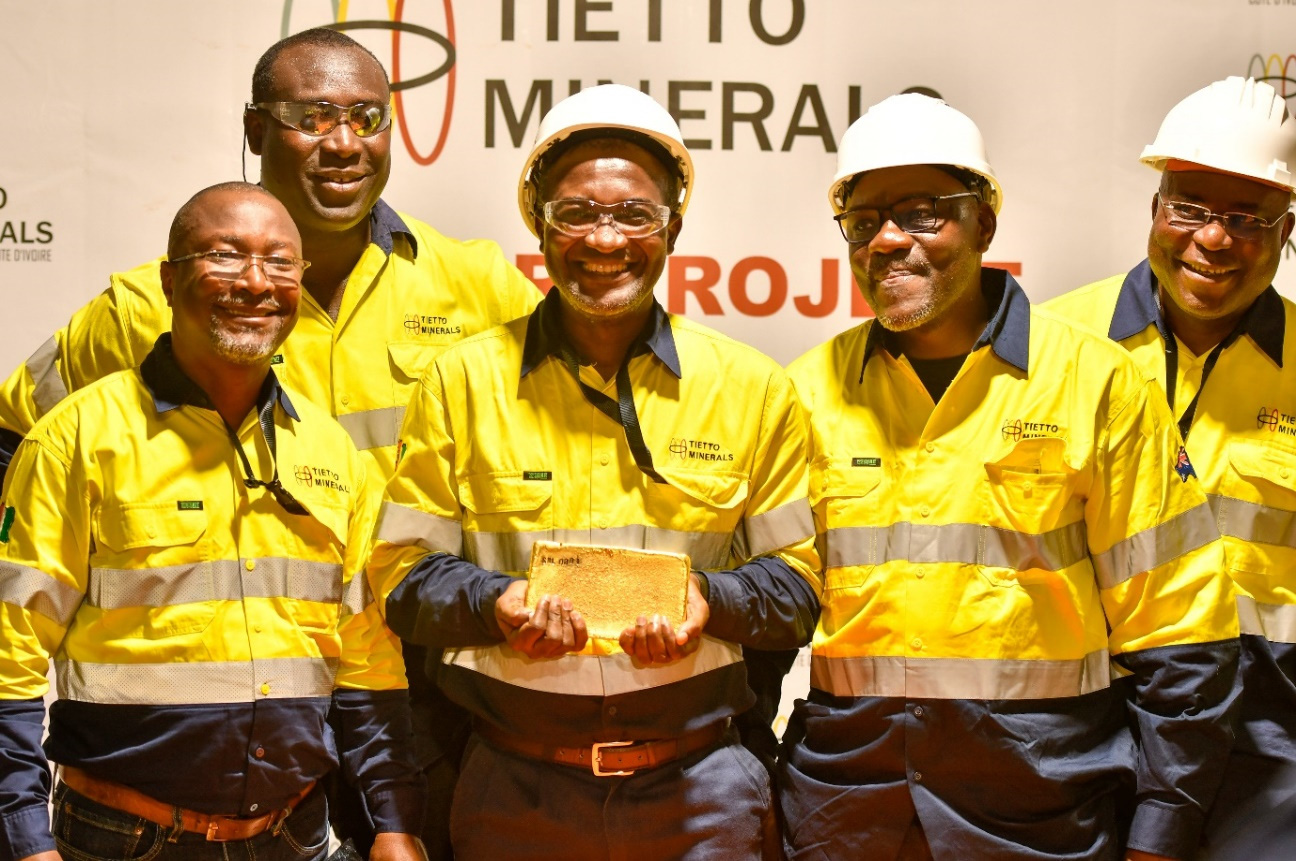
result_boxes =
[984,437,1074,480]
[304,501,350,548]
[96,501,208,552]
[459,473,554,514]
[654,467,750,511]
[1229,438,1296,493]
[810,463,882,505]
[388,341,435,383]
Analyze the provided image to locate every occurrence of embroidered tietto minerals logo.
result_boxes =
[667,437,735,462]
[1257,407,1296,437]
[403,313,462,337]
[1001,419,1063,442]
[293,465,350,493]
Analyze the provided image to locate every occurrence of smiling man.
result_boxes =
[0,183,424,861]
[0,28,539,859]
[778,93,1240,861]
[1046,77,1296,849]
[367,84,821,860]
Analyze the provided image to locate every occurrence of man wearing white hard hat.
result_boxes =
[1047,76,1296,850]
[778,92,1240,860]
[368,84,821,859]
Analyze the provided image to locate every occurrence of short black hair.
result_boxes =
[533,129,685,213]
[167,181,280,258]
[251,28,389,103]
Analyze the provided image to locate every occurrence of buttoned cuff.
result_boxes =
[365,786,427,838]
[1,803,54,861]
[1127,799,1204,860]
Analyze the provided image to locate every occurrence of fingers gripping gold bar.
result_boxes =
[525,542,690,639]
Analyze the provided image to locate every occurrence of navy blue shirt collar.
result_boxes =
[520,288,682,379]
[861,267,1031,382]
[141,333,299,421]
[370,199,418,258]
[1109,258,1284,367]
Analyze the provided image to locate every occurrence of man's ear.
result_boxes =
[974,204,997,254]
[244,109,265,157]
[160,261,176,308]
[666,216,684,254]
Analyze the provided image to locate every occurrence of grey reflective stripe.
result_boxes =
[0,561,83,625]
[740,498,813,559]
[55,656,339,705]
[1091,502,1217,590]
[1237,594,1296,644]
[337,406,405,452]
[825,520,1088,572]
[465,525,733,574]
[1237,594,1265,637]
[445,636,741,696]
[1210,494,1296,550]
[376,501,463,555]
[810,650,1111,700]
[26,335,69,416]
[85,558,343,609]
[343,570,372,617]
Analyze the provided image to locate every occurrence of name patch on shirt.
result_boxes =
[270,354,284,365]
[524,471,553,481]
[852,457,882,468]
[176,500,204,511]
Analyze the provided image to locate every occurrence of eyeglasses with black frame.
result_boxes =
[834,192,980,244]
[168,251,311,286]
[541,199,673,238]
[1156,194,1289,241]
[248,100,392,138]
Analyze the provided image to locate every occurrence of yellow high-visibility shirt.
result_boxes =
[1046,260,1296,639]
[369,294,821,744]
[0,336,418,845]
[779,270,1238,860]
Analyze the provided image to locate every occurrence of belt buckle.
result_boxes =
[591,740,635,777]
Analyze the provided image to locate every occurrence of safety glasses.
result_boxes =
[248,100,392,138]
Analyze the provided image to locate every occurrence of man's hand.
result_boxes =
[494,580,588,658]
[370,832,428,861]
[619,572,710,665]
[1125,851,1177,861]
[19,852,62,861]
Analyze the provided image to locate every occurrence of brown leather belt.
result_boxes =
[476,719,729,777]
[59,766,316,842]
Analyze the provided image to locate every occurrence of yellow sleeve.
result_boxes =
[336,453,408,691]
[1087,379,1239,654]
[0,263,168,435]
[742,369,822,596]
[368,367,463,614]
[0,437,89,700]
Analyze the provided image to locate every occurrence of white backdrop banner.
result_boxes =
[7,0,1296,725]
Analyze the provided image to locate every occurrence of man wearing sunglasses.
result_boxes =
[778,93,1239,861]
[0,27,539,860]
[1047,77,1296,851]
[0,182,425,861]
[367,84,821,859]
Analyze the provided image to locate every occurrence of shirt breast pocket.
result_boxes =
[810,463,883,591]
[1220,438,1296,578]
[459,473,554,573]
[981,438,1078,533]
[92,500,214,637]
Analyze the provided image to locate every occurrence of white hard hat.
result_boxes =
[829,93,1003,214]
[517,84,694,237]
[1141,77,1296,192]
